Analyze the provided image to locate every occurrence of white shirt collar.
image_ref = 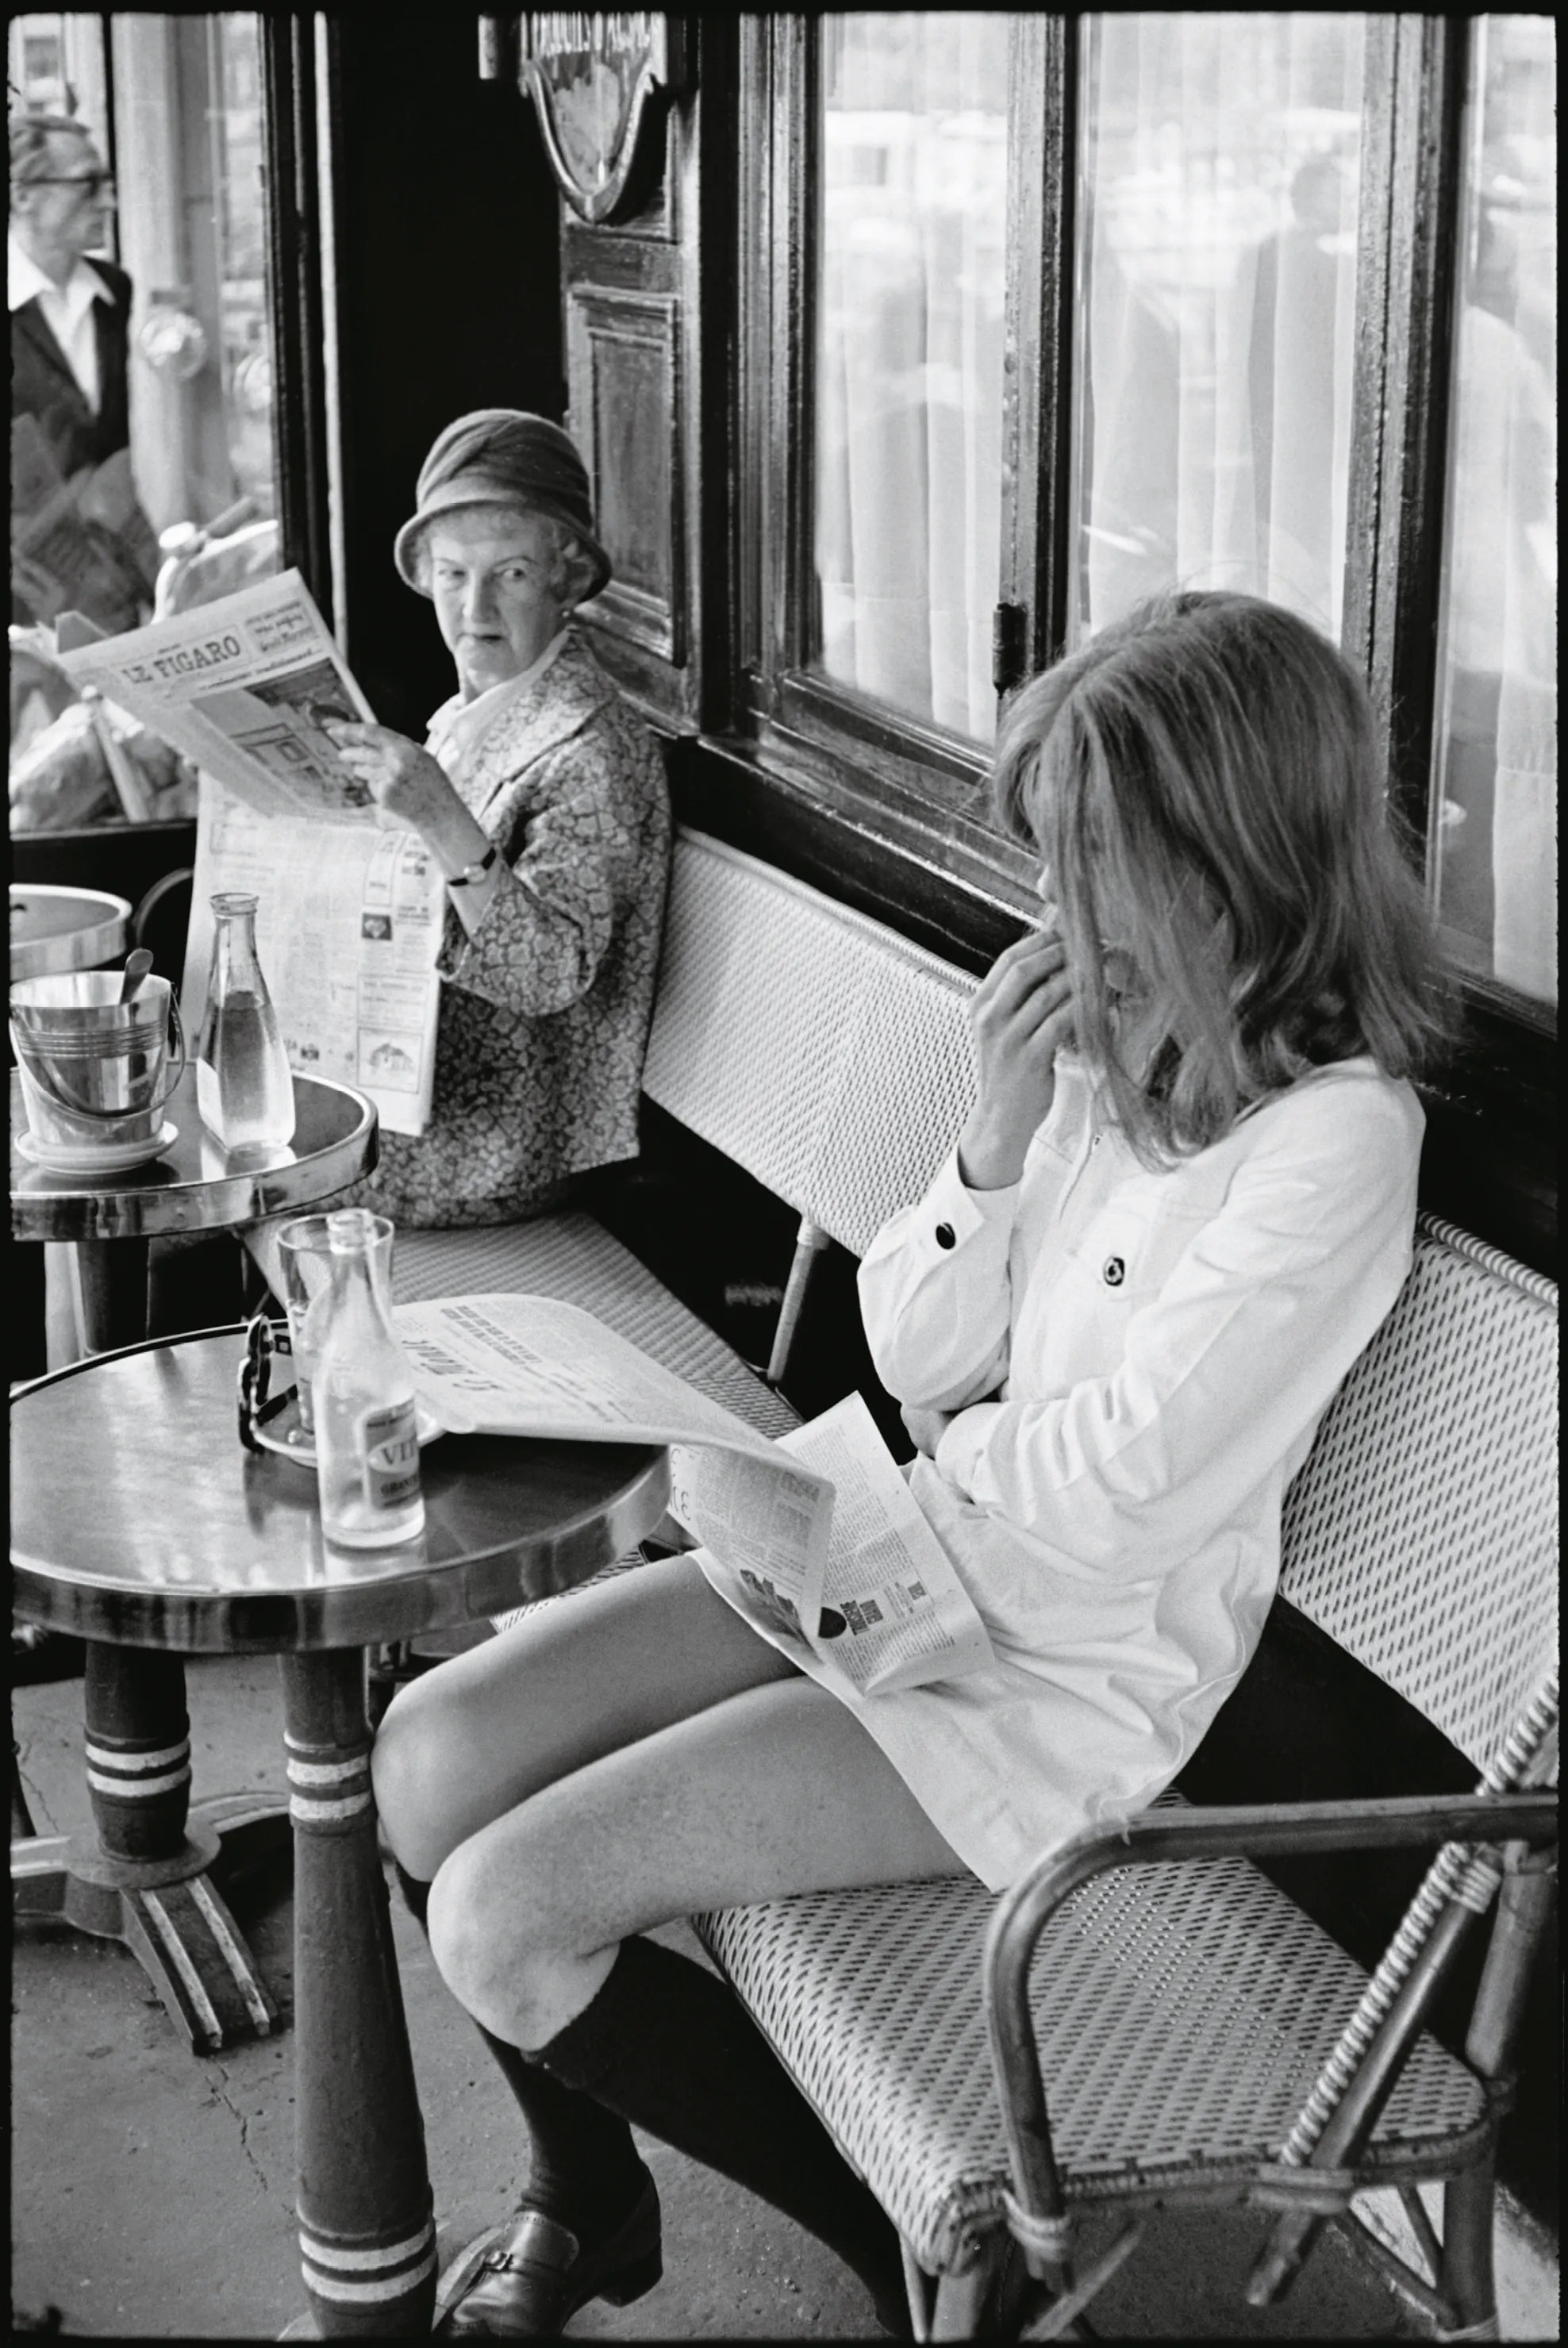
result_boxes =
[7,232,111,317]
[425,628,571,786]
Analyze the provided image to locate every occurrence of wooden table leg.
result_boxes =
[282,1650,437,2338]
[12,1643,284,2053]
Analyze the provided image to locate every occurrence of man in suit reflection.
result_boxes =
[9,109,155,631]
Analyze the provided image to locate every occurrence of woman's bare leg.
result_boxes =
[371,1551,805,1883]
[425,1665,969,2051]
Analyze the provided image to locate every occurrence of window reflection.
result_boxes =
[1430,15,1556,1009]
[1071,13,1366,643]
[9,12,280,833]
[813,12,1008,744]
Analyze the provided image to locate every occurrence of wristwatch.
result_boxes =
[446,842,499,889]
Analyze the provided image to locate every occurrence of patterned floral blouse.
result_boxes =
[359,628,670,1229]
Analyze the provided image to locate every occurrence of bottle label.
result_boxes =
[359,1401,422,1512]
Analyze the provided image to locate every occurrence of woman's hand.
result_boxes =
[324,721,480,868]
[958,924,1075,1190]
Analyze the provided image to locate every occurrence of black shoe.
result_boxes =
[432,2168,662,2338]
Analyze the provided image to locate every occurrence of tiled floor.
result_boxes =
[13,1651,1418,2340]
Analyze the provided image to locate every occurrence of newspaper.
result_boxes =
[696,1392,997,1696]
[394,1293,834,1631]
[53,567,380,820]
[54,570,446,1139]
[394,1294,996,1693]
[182,776,443,1137]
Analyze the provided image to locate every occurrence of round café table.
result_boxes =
[13,1328,670,2338]
[10,882,132,982]
[11,1063,379,2058]
[10,1059,377,1360]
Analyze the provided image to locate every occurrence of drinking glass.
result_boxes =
[276,1212,393,1438]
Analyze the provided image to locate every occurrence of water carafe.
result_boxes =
[313,1208,425,1549]
[194,890,296,1150]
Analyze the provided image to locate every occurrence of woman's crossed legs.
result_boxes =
[370,1551,970,2050]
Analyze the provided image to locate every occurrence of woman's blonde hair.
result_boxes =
[993,590,1455,1164]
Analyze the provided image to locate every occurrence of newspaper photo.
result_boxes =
[394,1293,836,1642]
[698,1392,997,1696]
[55,567,380,820]
[181,775,444,1137]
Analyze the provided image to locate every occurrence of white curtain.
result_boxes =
[1433,14,1556,1006]
[1075,14,1365,642]
[815,13,1008,742]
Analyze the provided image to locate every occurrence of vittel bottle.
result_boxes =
[194,890,296,1150]
[313,1208,425,1548]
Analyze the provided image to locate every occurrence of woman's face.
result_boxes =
[425,507,567,701]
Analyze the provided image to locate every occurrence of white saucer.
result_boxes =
[254,1390,446,1466]
[16,1120,179,1177]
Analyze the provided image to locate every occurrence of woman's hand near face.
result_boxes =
[324,721,486,870]
[958,924,1075,1190]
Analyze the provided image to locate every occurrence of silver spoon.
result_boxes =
[118,947,154,1003]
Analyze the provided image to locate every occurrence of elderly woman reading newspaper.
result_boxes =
[317,408,670,1229]
[368,592,1452,2338]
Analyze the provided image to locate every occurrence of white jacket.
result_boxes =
[840,1051,1423,1890]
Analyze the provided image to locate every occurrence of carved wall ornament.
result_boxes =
[517,13,685,224]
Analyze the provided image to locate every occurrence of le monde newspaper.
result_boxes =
[59,577,994,1690]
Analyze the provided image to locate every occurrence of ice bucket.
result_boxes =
[10,970,185,1153]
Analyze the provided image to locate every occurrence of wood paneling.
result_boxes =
[568,286,683,663]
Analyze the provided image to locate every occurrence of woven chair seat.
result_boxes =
[694,1829,1486,2278]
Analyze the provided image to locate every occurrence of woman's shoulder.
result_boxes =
[1236,1055,1424,1166]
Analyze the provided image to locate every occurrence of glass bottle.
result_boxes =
[313,1209,425,1548]
[194,891,296,1150]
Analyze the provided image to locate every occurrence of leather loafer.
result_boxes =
[433,2169,662,2338]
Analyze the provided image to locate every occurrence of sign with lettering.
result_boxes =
[518,13,685,224]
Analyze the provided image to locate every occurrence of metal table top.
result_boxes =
[10,1063,378,1243]
[11,1329,671,1653]
[10,884,133,981]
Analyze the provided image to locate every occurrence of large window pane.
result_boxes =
[10,12,281,833]
[1429,16,1556,1008]
[1071,13,1366,643]
[814,12,1008,743]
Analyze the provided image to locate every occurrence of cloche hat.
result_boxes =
[393,409,611,601]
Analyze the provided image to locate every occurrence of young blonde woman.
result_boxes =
[372,590,1453,2338]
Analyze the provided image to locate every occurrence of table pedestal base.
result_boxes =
[12,1792,288,2051]
[284,1649,437,2336]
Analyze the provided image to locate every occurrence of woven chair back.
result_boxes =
[1280,1216,1558,1770]
[644,830,978,1257]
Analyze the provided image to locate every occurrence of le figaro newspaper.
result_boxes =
[58,571,443,1136]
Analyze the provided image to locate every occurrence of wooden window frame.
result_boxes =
[721,10,1553,1267]
[731,11,1059,924]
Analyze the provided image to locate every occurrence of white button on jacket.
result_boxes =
[841,1051,1424,1890]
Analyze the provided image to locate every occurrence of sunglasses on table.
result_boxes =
[236,1312,296,1452]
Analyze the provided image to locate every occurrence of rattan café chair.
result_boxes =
[697,1218,1558,2340]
